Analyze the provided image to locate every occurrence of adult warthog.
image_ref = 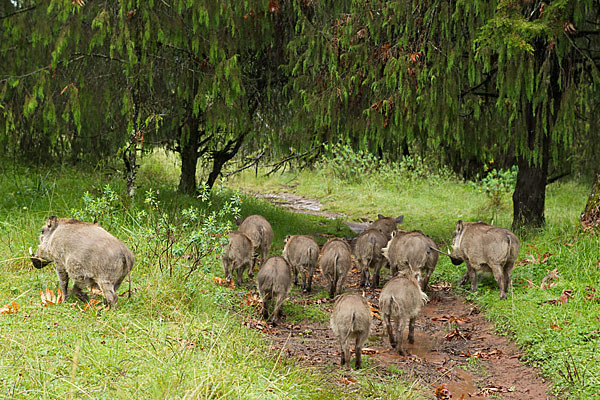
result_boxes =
[30,216,134,307]
[449,220,520,299]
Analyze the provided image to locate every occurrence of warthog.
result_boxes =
[222,231,254,285]
[353,229,388,288]
[330,293,371,369]
[449,220,520,299]
[368,214,404,240]
[320,238,353,299]
[257,256,291,325]
[282,235,319,292]
[30,216,134,307]
[236,214,274,276]
[379,269,428,355]
[382,230,438,291]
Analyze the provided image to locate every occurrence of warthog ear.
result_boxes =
[235,217,242,225]
[394,215,404,224]
[377,214,385,220]
[47,216,58,229]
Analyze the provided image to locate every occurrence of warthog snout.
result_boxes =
[29,247,51,269]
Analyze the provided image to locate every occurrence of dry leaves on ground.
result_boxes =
[213,276,235,289]
[0,301,19,315]
[243,319,279,334]
[78,299,103,312]
[338,376,357,386]
[445,327,471,341]
[545,289,573,305]
[41,288,64,307]
[434,384,453,399]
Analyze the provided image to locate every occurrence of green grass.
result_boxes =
[0,159,423,399]
[225,165,598,399]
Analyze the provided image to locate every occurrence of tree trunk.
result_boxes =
[178,123,201,195]
[581,174,600,230]
[512,97,550,230]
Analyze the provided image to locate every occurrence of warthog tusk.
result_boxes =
[429,247,452,257]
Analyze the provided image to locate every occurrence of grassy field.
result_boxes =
[227,160,600,399]
[0,160,421,400]
[1,152,598,399]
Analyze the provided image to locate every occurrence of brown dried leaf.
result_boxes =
[41,288,64,307]
[339,377,357,386]
[545,289,573,305]
[435,384,452,399]
[0,301,19,315]
[431,315,469,324]
[550,324,562,330]
[213,276,235,289]
[444,327,471,341]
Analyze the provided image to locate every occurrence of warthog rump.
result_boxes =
[382,230,438,291]
[353,229,388,288]
[379,269,428,355]
[450,220,520,299]
[236,214,273,276]
[222,230,254,285]
[282,234,319,292]
[30,216,134,307]
[319,238,353,299]
[257,256,292,325]
[330,293,371,369]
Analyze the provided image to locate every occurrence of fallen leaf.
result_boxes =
[545,289,573,305]
[444,327,471,341]
[213,276,235,289]
[0,301,19,315]
[540,268,560,289]
[338,377,357,386]
[41,288,64,307]
[435,384,452,399]
[550,324,562,330]
[241,292,261,307]
[79,299,103,312]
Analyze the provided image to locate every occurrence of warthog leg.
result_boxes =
[270,292,286,325]
[408,317,416,344]
[56,268,69,299]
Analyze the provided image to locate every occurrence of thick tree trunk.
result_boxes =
[178,124,201,195]
[512,152,548,229]
[581,174,600,230]
[512,99,550,230]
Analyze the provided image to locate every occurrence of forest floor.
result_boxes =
[241,190,556,400]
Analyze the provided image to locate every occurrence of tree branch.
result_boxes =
[0,6,36,20]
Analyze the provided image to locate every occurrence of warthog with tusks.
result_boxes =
[354,229,388,288]
[330,293,371,369]
[30,216,134,307]
[382,230,438,291]
[368,214,404,240]
[236,214,274,276]
[379,269,428,355]
[449,220,520,299]
[282,235,319,292]
[222,231,254,285]
[320,238,353,299]
[257,256,292,325]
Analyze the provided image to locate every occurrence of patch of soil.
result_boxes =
[246,268,556,399]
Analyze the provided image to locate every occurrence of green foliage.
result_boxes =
[322,142,378,183]
[470,166,518,223]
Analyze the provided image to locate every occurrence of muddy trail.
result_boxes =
[239,192,556,399]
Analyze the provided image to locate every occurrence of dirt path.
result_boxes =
[243,192,556,399]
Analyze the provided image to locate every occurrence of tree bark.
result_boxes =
[178,123,201,195]
[581,174,600,230]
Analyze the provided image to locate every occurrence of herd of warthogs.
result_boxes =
[225,214,521,368]
[29,213,520,369]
